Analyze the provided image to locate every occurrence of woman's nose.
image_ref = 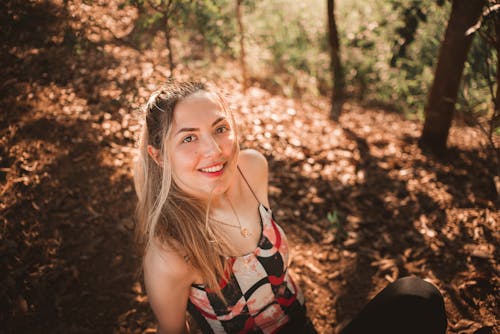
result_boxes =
[203,135,222,157]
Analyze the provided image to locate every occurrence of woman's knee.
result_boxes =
[339,276,447,334]
[390,276,444,306]
[388,276,447,332]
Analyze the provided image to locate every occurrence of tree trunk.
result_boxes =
[164,13,175,78]
[327,0,344,121]
[495,9,500,125]
[236,0,248,93]
[419,0,486,153]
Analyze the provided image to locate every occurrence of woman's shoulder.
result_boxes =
[143,239,194,286]
[238,149,269,205]
[238,148,268,175]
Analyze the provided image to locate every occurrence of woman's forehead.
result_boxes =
[176,91,226,114]
[183,90,219,104]
[171,92,227,126]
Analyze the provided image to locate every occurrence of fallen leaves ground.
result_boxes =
[1,1,498,333]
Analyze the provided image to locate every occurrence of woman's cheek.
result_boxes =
[178,143,196,155]
[174,146,197,170]
[223,135,236,151]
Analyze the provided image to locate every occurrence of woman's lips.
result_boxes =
[198,162,225,177]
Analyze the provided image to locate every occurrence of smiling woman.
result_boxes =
[133,81,449,334]
[133,81,315,333]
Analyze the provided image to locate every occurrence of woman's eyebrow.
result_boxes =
[175,127,197,135]
[212,117,226,126]
[174,117,227,136]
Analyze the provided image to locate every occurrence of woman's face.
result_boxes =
[167,91,239,200]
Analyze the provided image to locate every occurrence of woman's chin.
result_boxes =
[209,185,230,197]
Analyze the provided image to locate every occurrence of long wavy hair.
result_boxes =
[134,81,238,297]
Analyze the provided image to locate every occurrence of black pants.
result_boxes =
[339,276,447,334]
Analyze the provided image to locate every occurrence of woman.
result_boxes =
[134,81,313,333]
[134,81,447,334]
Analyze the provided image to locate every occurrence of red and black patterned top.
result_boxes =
[187,172,305,333]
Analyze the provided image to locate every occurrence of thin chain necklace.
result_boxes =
[210,196,252,239]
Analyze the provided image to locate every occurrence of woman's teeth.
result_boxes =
[200,164,224,173]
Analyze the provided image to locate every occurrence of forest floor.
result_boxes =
[1,1,499,333]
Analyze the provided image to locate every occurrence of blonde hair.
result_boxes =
[134,81,238,297]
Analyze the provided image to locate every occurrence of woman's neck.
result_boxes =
[207,174,242,213]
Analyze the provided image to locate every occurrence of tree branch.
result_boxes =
[147,0,164,13]
[466,4,500,36]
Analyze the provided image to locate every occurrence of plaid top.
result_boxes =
[187,203,305,333]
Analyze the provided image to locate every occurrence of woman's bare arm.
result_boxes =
[143,243,194,334]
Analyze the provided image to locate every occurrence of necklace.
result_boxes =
[210,197,252,239]
[227,197,252,238]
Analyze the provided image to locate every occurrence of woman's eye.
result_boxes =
[216,125,229,134]
[182,135,196,143]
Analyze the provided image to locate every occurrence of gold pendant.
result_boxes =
[240,227,251,238]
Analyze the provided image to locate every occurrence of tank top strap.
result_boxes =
[237,165,261,204]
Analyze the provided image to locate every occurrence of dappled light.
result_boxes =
[1,1,498,334]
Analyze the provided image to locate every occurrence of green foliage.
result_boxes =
[244,0,329,96]
[122,0,238,58]
[326,210,339,225]
[175,0,239,59]
[326,209,346,241]
[329,0,494,123]
[120,0,494,123]
[141,11,163,29]
[337,0,451,116]
[243,0,492,123]
[459,35,496,117]
[457,5,498,127]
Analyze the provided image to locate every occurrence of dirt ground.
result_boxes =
[1,1,498,333]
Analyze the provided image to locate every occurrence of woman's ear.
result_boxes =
[147,145,163,166]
